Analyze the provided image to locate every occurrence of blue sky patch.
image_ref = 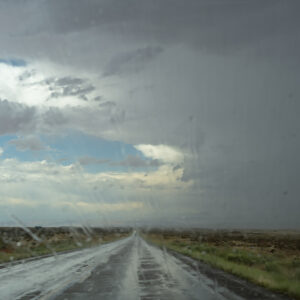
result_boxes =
[0,58,27,67]
[0,131,153,173]
[0,134,47,162]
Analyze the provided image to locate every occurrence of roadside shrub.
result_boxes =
[264,261,280,273]
[0,237,14,252]
[226,252,257,266]
[294,269,300,280]
[0,238,5,250]
[193,245,204,252]
[291,258,300,268]
[194,244,216,254]
[173,240,185,247]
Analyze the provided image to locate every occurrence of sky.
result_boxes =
[0,0,299,228]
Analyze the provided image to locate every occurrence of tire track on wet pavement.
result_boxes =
[54,240,135,300]
[136,238,232,300]
[53,236,238,300]
[2,234,292,300]
[138,242,178,300]
[53,235,294,300]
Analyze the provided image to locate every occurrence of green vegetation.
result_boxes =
[0,239,93,263]
[0,227,131,264]
[144,231,300,299]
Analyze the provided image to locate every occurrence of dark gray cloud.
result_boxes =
[0,1,299,228]
[41,0,300,56]
[1,1,299,73]
[103,46,163,76]
[93,96,102,102]
[0,99,36,135]
[8,136,47,151]
[188,157,300,229]
[54,77,84,86]
[61,105,126,138]
[0,97,125,138]
[44,77,95,100]
[42,107,68,127]
[98,101,116,108]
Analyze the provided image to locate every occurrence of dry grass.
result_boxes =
[143,230,300,299]
[0,227,131,264]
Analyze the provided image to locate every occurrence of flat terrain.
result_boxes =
[0,234,295,300]
[0,227,131,264]
[143,229,300,299]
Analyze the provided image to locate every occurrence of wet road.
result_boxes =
[0,234,292,300]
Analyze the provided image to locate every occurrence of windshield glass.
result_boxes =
[0,1,299,300]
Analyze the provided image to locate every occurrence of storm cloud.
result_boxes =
[40,0,300,56]
[0,1,299,228]
[44,76,95,100]
[0,99,36,135]
[103,46,163,77]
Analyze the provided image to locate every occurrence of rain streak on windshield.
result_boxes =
[0,1,299,300]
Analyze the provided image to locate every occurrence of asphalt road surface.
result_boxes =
[0,234,293,300]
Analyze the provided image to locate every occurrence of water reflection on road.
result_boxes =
[0,234,291,300]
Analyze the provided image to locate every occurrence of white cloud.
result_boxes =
[0,158,192,225]
[0,147,3,156]
[0,63,100,109]
[134,144,184,164]
[1,197,36,206]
